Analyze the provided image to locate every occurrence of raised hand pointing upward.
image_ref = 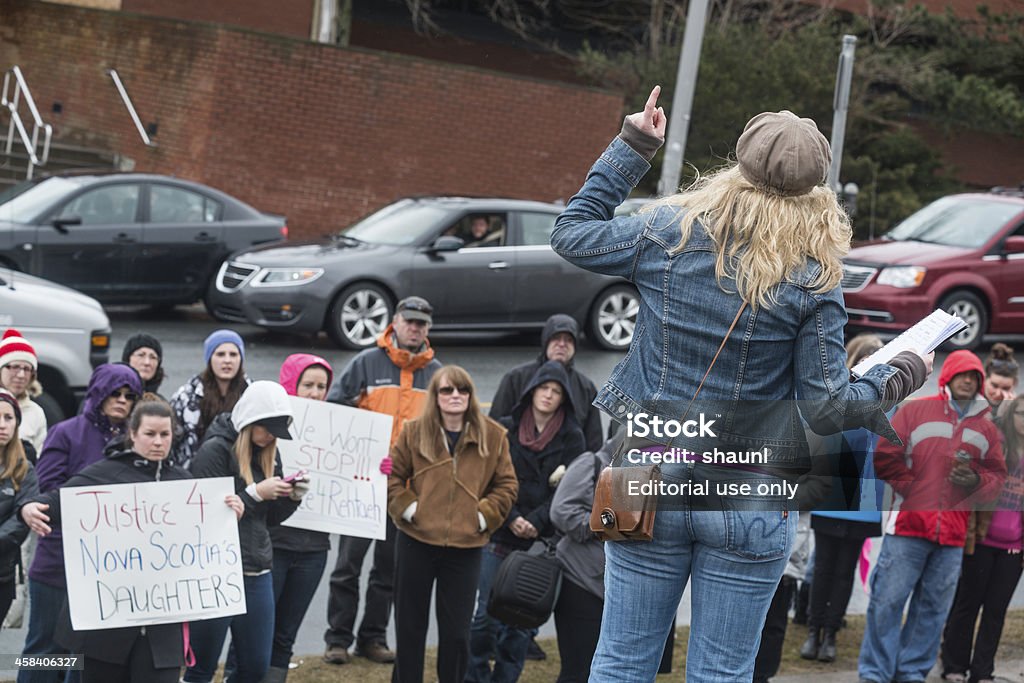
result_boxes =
[624,85,667,143]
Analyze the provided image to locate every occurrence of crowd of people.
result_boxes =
[0,90,1019,683]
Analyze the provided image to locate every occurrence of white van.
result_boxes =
[0,267,111,421]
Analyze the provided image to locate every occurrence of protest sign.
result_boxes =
[61,477,244,631]
[277,397,393,540]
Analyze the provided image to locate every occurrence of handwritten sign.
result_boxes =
[277,397,393,540]
[60,477,244,631]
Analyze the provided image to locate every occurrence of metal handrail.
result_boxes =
[108,69,156,147]
[1,65,53,178]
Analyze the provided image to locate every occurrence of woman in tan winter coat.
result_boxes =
[387,365,518,683]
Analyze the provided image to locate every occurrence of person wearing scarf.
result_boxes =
[466,360,585,683]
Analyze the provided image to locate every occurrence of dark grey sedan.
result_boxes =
[207,196,640,350]
[0,174,286,306]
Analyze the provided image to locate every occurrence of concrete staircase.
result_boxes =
[0,134,118,189]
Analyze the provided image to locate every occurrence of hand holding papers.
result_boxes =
[851,309,967,378]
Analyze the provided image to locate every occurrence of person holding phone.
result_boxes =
[184,381,306,683]
[20,395,243,683]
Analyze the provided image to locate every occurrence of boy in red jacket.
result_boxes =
[858,350,1007,683]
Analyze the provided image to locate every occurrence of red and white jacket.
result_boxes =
[874,350,1006,547]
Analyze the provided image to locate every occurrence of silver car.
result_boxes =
[0,267,111,420]
[207,196,640,351]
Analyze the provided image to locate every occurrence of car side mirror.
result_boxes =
[428,235,464,253]
[1003,235,1024,255]
[51,215,82,234]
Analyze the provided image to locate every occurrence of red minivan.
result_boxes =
[842,191,1024,349]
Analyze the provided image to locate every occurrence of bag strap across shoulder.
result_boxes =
[610,301,747,467]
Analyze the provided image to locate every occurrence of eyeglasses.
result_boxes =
[2,364,33,376]
[130,350,160,362]
[438,385,470,396]
[110,389,139,401]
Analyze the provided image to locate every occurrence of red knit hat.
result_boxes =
[0,329,38,372]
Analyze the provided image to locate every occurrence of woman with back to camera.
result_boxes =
[0,390,38,626]
[170,329,249,470]
[550,87,933,681]
[183,380,305,683]
[940,393,1024,683]
[19,395,243,683]
[387,365,518,683]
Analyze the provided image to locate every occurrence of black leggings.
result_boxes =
[941,544,1024,681]
[553,578,603,683]
[810,531,864,631]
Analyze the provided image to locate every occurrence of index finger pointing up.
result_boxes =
[645,85,662,112]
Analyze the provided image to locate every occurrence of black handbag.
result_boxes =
[486,541,563,629]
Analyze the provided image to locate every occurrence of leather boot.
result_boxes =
[260,666,289,683]
[817,629,837,662]
[799,626,821,660]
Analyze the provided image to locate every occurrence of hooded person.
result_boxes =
[467,360,587,683]
[121,332,166,396]
[185,380,306,683]
[17,362,143,678]
[861,350,1007,683]
[489,314,603,452]
[19,395,244,683]
[237,354,336,683]
[0,328,47,454]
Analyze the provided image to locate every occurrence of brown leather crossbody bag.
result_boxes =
[589,303,747,542]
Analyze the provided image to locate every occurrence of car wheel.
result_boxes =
[588,285,640,351]
[939,290,988,350]
[327,283,394,350]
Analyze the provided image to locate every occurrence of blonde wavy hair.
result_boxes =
[656,165,851,309]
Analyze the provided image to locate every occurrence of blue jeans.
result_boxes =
[270,548,328,668]
[224,550,330,674]
[183,573,275,683]
[466,543,533,683]
[858,534,963,683]
[17,581,80,683]
[589,494,795,682]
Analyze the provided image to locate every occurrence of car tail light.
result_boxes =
[280,224,289,240]
[89,329,111,368]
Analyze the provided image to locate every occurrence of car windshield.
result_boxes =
[884,197,1021,248]
[341,201,450,245]
[0,177,83,224]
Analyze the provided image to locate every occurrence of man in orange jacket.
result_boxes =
[323,296,443,666]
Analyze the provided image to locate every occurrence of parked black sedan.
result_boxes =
[207,196,640,351]
[0,174,286,306]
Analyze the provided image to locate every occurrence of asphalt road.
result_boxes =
[0,305,1021,674]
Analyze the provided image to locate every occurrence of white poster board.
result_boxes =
[277,397,393,540]
[60,477,244,631]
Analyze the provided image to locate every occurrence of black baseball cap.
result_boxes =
[252,415,293,440]
[396,296,433,324]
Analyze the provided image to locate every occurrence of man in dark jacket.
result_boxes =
[490,314,603,452]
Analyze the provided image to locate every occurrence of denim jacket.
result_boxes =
[551,137,902,475]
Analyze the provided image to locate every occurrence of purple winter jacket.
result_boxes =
[28,363,143,587]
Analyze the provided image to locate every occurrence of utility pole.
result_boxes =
[657,0,710,197]
[826,35,857,191]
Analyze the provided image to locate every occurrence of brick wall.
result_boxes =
[0,0,623,239]
[121,0,314,41]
